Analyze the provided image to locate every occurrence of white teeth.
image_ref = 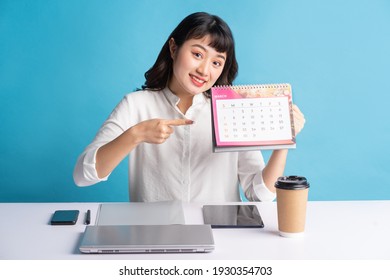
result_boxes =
[192,75,205,83]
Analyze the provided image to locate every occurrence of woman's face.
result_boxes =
[168,35,226,98]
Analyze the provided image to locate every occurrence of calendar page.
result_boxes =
[211,84,296,152]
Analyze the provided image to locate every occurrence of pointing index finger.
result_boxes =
[164,119,194,126]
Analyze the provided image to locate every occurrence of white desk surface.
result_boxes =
[1,201,389,260]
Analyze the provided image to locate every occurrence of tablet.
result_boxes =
[202,205,264,228]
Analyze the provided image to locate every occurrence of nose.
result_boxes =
[196,59,210,77]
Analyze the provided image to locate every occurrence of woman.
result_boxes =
[73,12,305,202]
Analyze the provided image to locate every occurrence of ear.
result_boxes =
[169,38,177,60]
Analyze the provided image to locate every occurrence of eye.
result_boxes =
[193,52,203,59]
[213,60,224,68]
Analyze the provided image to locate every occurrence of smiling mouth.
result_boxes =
[190,74,207,85]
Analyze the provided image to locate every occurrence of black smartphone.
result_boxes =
[50,210,79,225]
[202,205,264,228]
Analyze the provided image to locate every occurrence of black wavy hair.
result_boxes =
[142,12,238,97]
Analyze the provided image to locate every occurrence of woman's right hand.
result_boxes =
[96,118,193,179]
[130,118,194,144]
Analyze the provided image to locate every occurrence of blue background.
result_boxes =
[1,0,389,202]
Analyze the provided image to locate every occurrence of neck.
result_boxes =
[167,84,196,114]
[177,95,194,114]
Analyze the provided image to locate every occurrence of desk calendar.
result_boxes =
[211,84,296,152]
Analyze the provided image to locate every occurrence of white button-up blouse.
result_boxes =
[73,88,276,202]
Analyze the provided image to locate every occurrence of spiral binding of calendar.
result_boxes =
[213,83,291,90]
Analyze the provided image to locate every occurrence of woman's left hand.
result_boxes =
[292,104,306,136]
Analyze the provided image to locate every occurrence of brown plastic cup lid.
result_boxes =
[275,175,310,190]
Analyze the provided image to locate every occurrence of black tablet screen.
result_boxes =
[202,205,264,228]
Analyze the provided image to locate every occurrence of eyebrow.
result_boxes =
[192,44,226,61]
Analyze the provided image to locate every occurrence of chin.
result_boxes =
[186,87,204,96]
[190,85,211,95]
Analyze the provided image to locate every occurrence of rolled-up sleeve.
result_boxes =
[238,151,276,202]
[248,172,277,201]
[73,96,131,187]
[73,146,109,186]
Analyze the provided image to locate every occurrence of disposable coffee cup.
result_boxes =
[275,176,310,238]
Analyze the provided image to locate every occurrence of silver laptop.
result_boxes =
[79,224,215,254]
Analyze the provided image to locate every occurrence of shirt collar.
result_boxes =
[162,87,208,108]
[162,87,180,107]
